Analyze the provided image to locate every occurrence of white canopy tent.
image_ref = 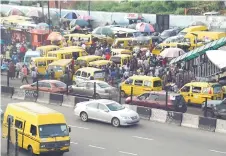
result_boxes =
[206,50,226,69]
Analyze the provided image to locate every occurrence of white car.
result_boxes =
[74,99,140,127]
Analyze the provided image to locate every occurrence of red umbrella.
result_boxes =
[136,23,155,33]
[26,9,43,18]
[77,15,92,21]
[7,8,24,16]
[47,32,64,41]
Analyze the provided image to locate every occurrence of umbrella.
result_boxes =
[26,10,43,18]
[190,21,206,26]
[77,15,92,21]
[206,50,226,69]
[160,48,185,58]
[92,26,114,36]
[70,19,89,27]
[70,25,81,33]
[45,10,59,20]
[136,22,155,33]
[47,32,64,41]
[7,8,24,16]
[36,23,49,30]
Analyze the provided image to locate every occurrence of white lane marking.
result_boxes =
[70,142,78,145]
[210,150,226,154]
[119,151,138,155]
[132,136,153,141]
[68,125,90,130]
[89,145,105,150]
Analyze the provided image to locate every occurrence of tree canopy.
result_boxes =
[72,1,224,15]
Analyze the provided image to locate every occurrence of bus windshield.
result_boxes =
[39,124,69,138]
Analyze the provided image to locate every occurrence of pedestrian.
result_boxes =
[49,69,55,80]
[19,44,26,61]
[15,62,21,78]
[9,61,15,79]
[21,65,29,84]
[31,67,37,83]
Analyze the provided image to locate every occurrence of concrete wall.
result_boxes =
[77,10,226,28]
[2,4,226,28]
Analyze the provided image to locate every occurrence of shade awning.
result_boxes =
[171,37,226,64]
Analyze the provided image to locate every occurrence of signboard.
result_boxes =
[25,90,38,98]
[126,13,143,20]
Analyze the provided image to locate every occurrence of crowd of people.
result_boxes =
[1,33,196,92]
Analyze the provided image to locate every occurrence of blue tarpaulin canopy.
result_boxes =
[61,10,77,20]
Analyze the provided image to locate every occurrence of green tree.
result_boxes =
[71,1,222,15]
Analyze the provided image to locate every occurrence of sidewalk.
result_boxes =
[1,138,27,156]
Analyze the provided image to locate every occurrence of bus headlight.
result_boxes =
[40,143,46,148]
[64,141,70,146]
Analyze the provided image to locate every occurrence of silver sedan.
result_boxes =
[74,99,140,127]
[69,80,118,99]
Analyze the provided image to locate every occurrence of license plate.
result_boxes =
[178,105,182,108]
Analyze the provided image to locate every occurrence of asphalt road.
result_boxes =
[0,74,203,116]
[1,98,226,156]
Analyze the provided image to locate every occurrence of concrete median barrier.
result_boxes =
[37,91,50,104]
[181,113,199,129]
[49,93,63,105]
[166,111,183,126]
[198,116,217,132]
[150,109,167,123]
[74,96,90,104]
[12,88,25,100]
[137,106,151,120]
[1,86,14,98]
[215,119,226,134]
[62,95,76,108]
[122,104,137,112]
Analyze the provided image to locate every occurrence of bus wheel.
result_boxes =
[28,146,35,156]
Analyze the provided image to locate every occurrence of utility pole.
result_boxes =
[48,1,51,32]
[59,0,62,30]
[41,1,44,22]
[88,0,91,16]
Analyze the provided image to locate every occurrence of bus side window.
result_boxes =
[65,54,71,59]
[81,71,88,78]
[75,71,81,76]
[73,52,79,60]
[30,125,37,136]
[38,61,46,67]
[47,60,53,64]
[15,119,23,129]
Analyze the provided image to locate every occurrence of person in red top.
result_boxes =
[105,46,111,60]
[19,44,26,61]
[105,53,111,60]
[21,65,29,84]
